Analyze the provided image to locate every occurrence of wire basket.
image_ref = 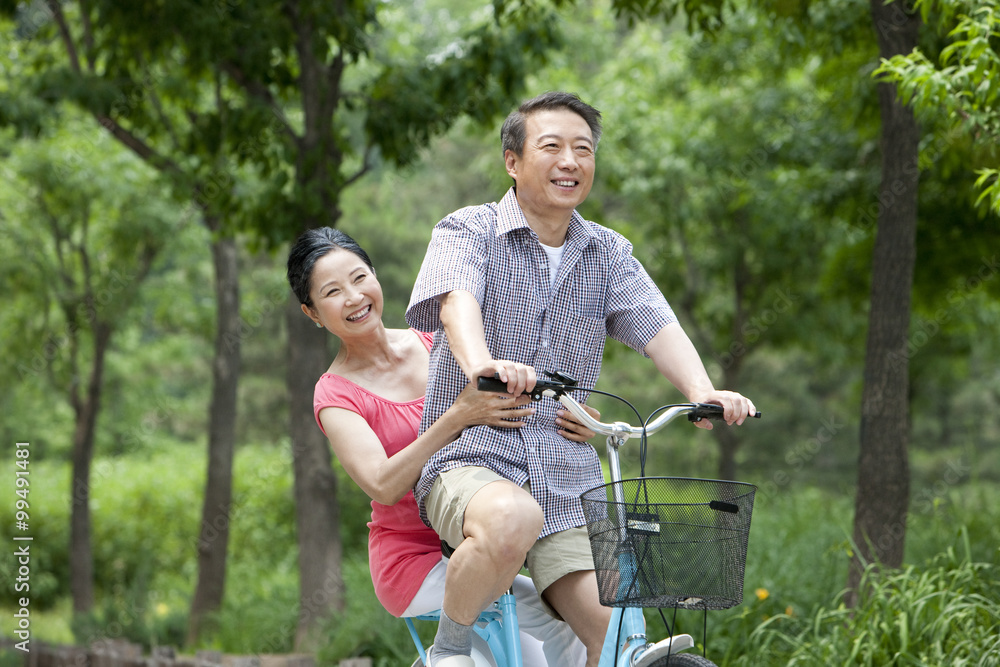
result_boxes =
[580,477,756,610]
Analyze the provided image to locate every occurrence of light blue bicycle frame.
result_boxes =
[405,588,522,666]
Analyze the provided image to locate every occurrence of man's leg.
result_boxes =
[425,467,543,663]
[526,526,611,667]
[542,571,612,667]
[443,479,543,622]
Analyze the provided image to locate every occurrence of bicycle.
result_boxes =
[406,373,760,667]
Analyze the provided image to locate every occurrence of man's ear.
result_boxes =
[504,149,518,180]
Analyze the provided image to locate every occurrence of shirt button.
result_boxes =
[541,339,549,348]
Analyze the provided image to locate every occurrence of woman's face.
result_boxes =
[306,248,383,335]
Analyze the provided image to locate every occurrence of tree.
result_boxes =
[7,0,568,647]
[1,1,253,638]
[0,117,176,614]
[844,0,922,606]
[874,0,1000,214]
[583,12,850,479]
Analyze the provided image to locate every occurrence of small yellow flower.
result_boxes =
[755,588,769,601]
[155,602,169,618]
[785,605,794,617]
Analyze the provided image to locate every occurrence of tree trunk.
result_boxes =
[846,0,921,608]
[714,232,749,481]
[69,324,113,614]
[286,297,344,650]
[284,3,347,649]
[187,231,242,644]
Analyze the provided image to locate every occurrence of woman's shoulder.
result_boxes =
[314,370,362,405]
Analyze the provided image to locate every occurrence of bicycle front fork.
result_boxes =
[600,606,646,666]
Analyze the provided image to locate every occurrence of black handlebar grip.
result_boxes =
[689,403,763,421]
[477,376,511,393]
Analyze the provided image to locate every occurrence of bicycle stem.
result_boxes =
[539,390,700,515]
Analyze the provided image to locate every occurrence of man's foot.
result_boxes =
[633,634,695,667]
[425,645,475,667]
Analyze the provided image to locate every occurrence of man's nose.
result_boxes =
[557,147,578,168]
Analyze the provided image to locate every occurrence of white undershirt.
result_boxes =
[539,241,565,288]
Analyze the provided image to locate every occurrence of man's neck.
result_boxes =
[516,196,572,246]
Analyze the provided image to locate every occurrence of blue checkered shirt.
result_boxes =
[406,188,676,537]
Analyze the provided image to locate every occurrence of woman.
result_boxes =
[287,227,588,666]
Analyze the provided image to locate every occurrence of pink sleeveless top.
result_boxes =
[313,329,440,616]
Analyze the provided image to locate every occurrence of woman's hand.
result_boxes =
[451,381,535,428]
[555,404,600,442]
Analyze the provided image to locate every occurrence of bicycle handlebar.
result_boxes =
[477,373,760,440]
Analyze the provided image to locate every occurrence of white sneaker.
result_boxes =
[426,645,476,667]
[633,634,696,667]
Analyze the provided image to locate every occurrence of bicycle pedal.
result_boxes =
[633,634,695,667]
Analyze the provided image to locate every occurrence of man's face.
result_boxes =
[505,108,595,221]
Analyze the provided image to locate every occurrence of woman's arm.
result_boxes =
[320,384,534,505]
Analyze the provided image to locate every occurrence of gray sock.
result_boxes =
[432,609,473,660]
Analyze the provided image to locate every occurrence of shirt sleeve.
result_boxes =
[313,375,365,436]
[604,236,677,357]
[406,206,492,332]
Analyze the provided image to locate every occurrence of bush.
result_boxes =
[315,555,427,667]
[733,528,1000,666]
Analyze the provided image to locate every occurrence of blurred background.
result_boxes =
[1,0,998,665]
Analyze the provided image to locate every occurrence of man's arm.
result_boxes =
[645,321,756,427]
[439,289,536,395]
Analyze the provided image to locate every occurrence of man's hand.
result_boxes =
[689,390,758,430]
[473,360,537,397]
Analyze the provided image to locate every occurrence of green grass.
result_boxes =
[732,535,1000,665]
[2,448,998,665]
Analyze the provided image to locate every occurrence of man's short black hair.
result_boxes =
[500,91,602,158]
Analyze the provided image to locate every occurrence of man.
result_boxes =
[406,91,756,667]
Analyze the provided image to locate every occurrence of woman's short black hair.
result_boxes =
[286,227,374,307]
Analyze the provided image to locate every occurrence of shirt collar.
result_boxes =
[496,187,596,249]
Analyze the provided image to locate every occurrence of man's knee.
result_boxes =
[466,483,543,553]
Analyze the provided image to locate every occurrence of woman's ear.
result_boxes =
[300,302,319,325]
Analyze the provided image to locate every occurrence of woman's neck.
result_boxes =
[330,327,428,402]
[331,324,398,375]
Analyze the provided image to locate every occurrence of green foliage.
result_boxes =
[10,448,999,664]
[0,444,298,651]
[874,0,1000,215]
[734,537,1000,665]
[366,2,562,167]
[315,556,425,667]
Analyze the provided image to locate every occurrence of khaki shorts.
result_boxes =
[424,466,596,596]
